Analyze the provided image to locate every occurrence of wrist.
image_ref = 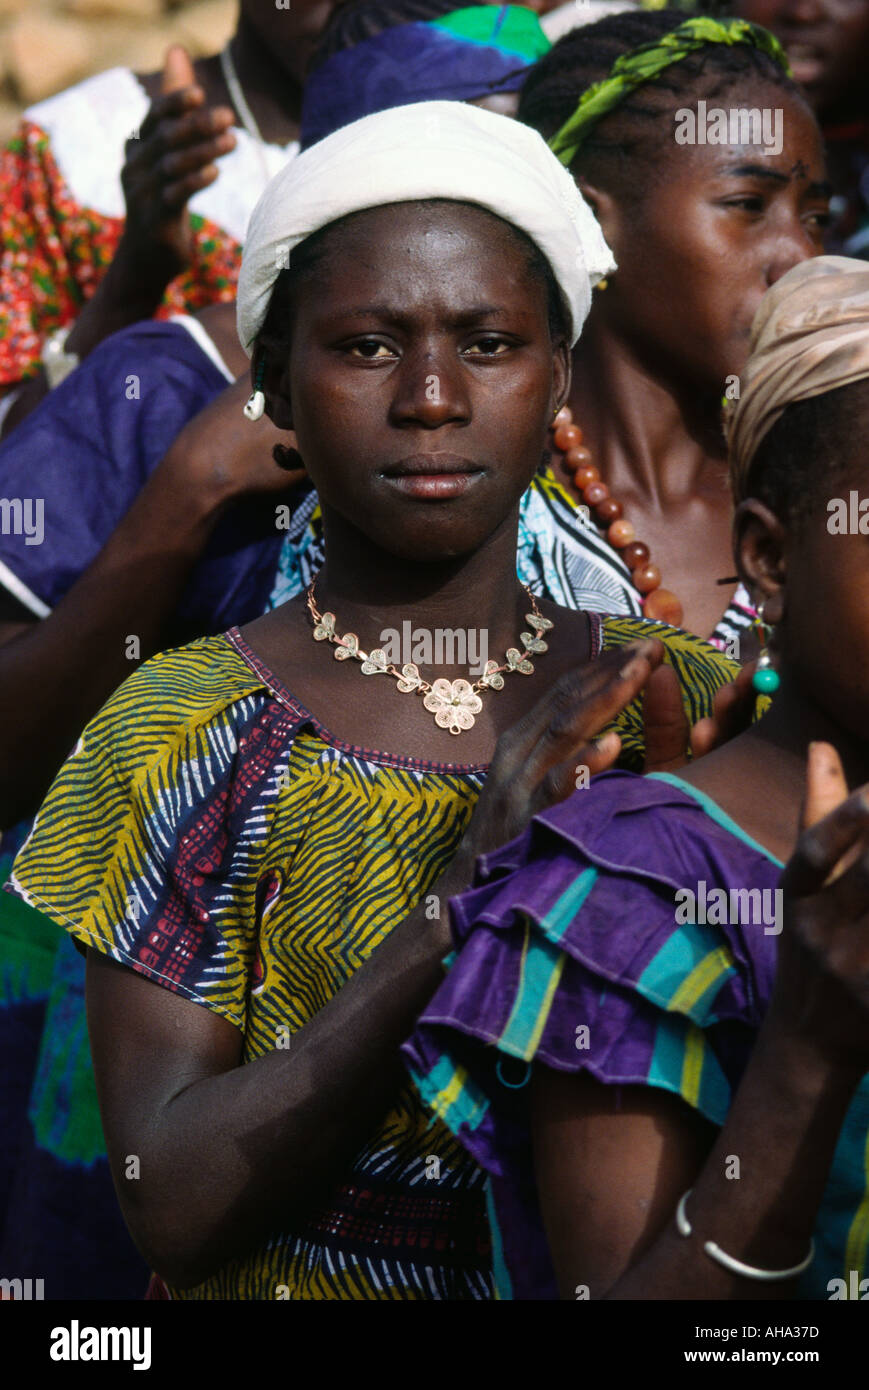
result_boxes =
[757,994,865,1097]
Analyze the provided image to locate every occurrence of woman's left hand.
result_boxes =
[642,660,757,773]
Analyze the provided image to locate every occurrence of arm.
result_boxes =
[84,640,669,1290]
[1,48,235,436]
[0,378,297,827]
[532,1030,858,1300]
[533,741,869,1300]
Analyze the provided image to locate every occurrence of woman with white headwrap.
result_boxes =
[5,102,737,1300]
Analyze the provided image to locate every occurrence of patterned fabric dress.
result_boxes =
[403,770,869,1300]
[0,68,297,386]
[4,617,737,1299]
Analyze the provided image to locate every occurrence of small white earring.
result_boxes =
[243,389,265,421]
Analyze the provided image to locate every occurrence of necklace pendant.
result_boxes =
[423,678,483,735]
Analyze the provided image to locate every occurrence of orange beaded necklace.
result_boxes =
[551,405,685,628]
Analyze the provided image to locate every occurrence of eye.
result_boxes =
[805,207,832,230]
[463,336,512,356]
[347,339,396,359]
[723,195,766,213]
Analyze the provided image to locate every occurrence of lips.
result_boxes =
[382,453,484,477]
[381,454,485,501]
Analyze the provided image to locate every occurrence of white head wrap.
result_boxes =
[237,100,615,354]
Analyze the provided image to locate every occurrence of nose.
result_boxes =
[765,218,822,288]
[389,344,471,428]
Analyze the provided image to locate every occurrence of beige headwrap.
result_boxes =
[726,255,869,502]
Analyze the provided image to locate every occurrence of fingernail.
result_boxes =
[619,645,652,678]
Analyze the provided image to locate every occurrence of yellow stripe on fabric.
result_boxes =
[680,1023,706,1109]
[844,1126,869,1278]
[667,946,733,1015]
[499,921,567,1061]
[426,1063,471,1123]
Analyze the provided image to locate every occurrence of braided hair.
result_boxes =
[518,10,807,203]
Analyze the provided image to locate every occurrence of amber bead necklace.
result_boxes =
[551,405,685,628]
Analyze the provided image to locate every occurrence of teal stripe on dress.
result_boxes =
[694,1031,732,1124]
[648,1014,688,1093]
[486,1178,513,1302]
[538,866,598,941]
[499,869,598,1058]
[637,919,734,1015]
[647,1015,731,1126]
[408,1057,488,1136]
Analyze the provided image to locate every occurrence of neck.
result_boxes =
[312,504,531,657]
[744,677,869,795]
[227,18,302,145]
[570,315,727,506]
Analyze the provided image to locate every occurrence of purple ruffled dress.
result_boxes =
[402,770,869,1301]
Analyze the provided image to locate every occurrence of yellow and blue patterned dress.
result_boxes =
[5,615,737,1299]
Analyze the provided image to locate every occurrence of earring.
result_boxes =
[244,357,266,421]
[595,277,609,292]
[273,443,305,472]
[752,606,780,694]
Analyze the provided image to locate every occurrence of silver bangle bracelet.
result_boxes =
[676,1190,815,1283]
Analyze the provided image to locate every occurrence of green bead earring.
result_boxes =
[752,608,780,695]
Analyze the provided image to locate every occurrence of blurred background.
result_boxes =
[0,0,237,144]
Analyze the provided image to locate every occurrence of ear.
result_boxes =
[575,176,622,259]
[552,338,572,416]
[733,499,787,625]
[254,342,294,431]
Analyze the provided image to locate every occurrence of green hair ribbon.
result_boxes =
[548,16,791,169]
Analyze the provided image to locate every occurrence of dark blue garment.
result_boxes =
[300,12,539,150]
[0,319,286,637]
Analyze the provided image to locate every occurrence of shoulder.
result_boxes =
[74,634,270,786]
[601,614,739,685]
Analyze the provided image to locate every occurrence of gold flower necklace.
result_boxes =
[306,581,553,735]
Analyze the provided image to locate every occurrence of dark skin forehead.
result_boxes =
[285,201,554,341]
[649,81,824,187]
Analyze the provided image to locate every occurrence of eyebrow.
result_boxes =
[721,162,834,198]
[334,304,513,324]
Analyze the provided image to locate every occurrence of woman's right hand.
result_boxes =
[772,741,869,1071]
[457,638,664,864]
[118,47,237,286]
